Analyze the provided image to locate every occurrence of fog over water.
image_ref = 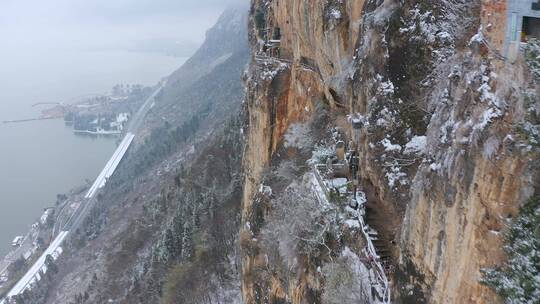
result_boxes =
[0,0,244,255]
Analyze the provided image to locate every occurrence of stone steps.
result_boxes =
[364,207,394,277]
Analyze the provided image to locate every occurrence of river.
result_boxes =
[0,49,187,256]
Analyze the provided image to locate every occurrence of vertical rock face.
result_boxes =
[241,0,539,303]
[398,57,538,303]
[480,0,507,50]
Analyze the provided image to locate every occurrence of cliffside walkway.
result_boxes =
[364,205,394,275]
[312,165,391,304]
[254,54,318,72]
[357,205,391,303]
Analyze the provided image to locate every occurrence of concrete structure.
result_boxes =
[504,0,540,60]
[84,132,135,199]
[335,141,345,161]
[480,1,540,61]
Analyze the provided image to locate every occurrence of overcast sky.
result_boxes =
[0,0,247,53]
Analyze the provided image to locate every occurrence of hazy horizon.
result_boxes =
[0,0,246,55]
[0,0,248,115]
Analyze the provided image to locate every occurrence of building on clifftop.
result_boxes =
[481,1,540,60]
[505,0,540,59]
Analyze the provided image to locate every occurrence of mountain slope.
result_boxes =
[11,1,540,304]
[5,6,250,304]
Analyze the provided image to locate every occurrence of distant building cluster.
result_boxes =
[69,112,130,135]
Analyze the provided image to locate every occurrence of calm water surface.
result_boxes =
[0,49,186,255]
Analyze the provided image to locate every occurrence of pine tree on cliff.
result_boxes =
[181,221,193,260]
[481,196,540,303]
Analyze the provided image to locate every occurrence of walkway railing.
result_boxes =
[254,54,317,72]
[357,203,391,303]
[312,164,390,303]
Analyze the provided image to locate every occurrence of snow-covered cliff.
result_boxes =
[240,0,539,303]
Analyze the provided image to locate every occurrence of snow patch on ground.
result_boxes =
[329,8,341,19]
[385,165,407,188]
[430,163,442,172]
[381,138,402,152]
[259,184,273,197]
[327,178,349,194]
[376,107,395,128]
[404,135,427,155]
[377,74,395,96]
[345,219,361,229]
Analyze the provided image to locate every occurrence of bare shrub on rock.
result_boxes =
[261,177,339,267]
[322,248,372,304]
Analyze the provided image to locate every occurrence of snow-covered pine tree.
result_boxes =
[164,228,176,261]
[181,221,193,260]
[481,196,540,303]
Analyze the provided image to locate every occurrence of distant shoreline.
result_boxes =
[2,117,59,124]
[73,129,122,136]
[1,118,123,136]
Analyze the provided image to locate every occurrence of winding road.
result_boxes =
[1,84,164,302]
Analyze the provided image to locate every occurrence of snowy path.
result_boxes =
[254,54,317,72]
[311,167,391,303]
[357,206,391,303]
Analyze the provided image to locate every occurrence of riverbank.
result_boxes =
[73,129,121,136]
[0,119,118,257]
[2,117,59,124]
[0,210,53,295]
[0,184,88,297]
